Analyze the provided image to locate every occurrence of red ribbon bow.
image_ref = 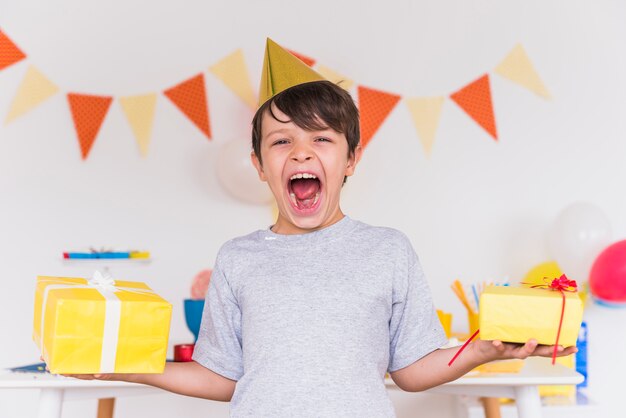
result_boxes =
[448,275,578,367]
[527,274,577,365]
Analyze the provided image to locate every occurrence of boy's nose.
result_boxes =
[290,144,314,162]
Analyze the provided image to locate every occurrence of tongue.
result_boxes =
[291,178,320,200]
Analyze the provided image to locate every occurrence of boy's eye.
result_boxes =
[272,139,289,146]
[315,137,331,142]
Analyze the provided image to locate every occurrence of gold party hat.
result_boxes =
[258,38,326,107]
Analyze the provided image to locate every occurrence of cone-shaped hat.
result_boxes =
[258,38,325,107]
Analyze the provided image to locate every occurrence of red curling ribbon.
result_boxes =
[523,274,578,365]
[447,328,480,367]
[447,275,577,367]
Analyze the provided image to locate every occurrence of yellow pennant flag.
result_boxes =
[495,44,551,99]
[316,65,354,91]
[5,65,59,124]
[209,49,256,109]
[405,97,445,156]
[119,93,157,157]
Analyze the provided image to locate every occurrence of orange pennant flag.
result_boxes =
[450,74,497,140]
[287,49,316,67]
[164,73,211,139]
[357,86,401,148]
[67,93,113,160]
[1,30,27,70]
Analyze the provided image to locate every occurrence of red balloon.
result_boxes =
[589,240,626,303]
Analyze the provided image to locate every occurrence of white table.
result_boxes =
[386,357,584,418]
[2,357,582,418]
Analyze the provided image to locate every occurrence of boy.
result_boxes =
[66,39,576,416]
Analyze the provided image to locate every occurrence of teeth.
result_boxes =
[290,173,317,180]
[313,193,319,205]
[289,193,298,208]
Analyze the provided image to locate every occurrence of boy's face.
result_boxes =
[251,104,362,234]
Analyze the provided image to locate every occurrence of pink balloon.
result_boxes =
[589,240,626,303]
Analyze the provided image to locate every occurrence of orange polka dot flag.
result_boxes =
[286,49,316,67]
[67,93,113,160]
[358,86,401,149]
[164,73,212,140]
[0,30,26,71]
[450,74,498,140]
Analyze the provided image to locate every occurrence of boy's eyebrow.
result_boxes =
[265,128,291,137]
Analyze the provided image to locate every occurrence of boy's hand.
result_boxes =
[473,339,578,362]
[40,356,124,382]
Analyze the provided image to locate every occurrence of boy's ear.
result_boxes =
[345,145,363,177]
[251,151,267,182]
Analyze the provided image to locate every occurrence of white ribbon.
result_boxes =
[39,271,156,373]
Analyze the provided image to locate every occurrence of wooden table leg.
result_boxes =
[480,397,502,418]
[97,398,115,418]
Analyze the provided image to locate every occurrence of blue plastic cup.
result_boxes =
[184,299,205,342]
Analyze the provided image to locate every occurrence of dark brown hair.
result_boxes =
[251,80,360,165]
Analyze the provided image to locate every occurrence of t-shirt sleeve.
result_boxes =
[192,261,243,381]
[388,252,448,373]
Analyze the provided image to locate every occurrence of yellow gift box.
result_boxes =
[33,274,172,374]
[479,285,583,346]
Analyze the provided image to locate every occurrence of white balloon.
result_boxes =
[216,139,273,205]
[547,202,612,282]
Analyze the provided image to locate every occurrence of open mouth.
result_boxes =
[287,173,322,212]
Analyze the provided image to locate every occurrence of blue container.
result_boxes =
[184,299,205,342]
[576,321,588,388]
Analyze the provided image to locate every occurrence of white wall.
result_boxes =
[1,1,625,417]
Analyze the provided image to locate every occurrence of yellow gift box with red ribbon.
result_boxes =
[479,284,583,347]
[33,273,172,374]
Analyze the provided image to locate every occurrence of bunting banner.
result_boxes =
[5,65,59,124]
[495,44,551,99]
[209,49,256,109]
[450,74,498,140]
[164,73,212,140]
[405,96,445,156]
[316,65,354,91]
[358,86,401,149]
[119,93,157,157]
[0,30,26,70]
[0,26,550,161]
[67,93,113,160]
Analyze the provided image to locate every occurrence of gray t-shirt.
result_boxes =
[193,216,447,417]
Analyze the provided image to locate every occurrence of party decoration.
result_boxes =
[358,85,401,148]
[164,73,211,139]
[258,38,325,107]
[405,96,445,156]
[315,65,354,91]
[5,65,59,124]
[523,261,563,287]
[495,44,551,99]
[119,93,157,156]
[286,48,316,67]
[547,202,612,283]
[67,93,113,159]
[34,273,172,374]
[216,138,273,204]
[209,49,257,109]
[0,30,26,70]
[450,74,497,140]
[589,240,626,306]
[0,27,551,163]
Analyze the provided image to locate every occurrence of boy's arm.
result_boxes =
[65,360,236,402]
[390,339,577,392]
